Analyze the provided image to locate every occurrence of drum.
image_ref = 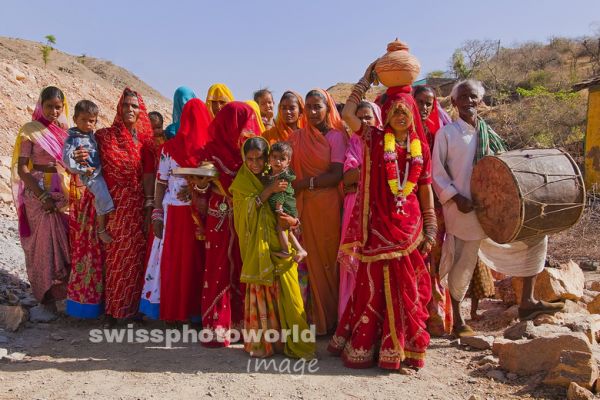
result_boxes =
[471,149,585,244]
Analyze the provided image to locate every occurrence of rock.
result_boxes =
[581,261,599,272]
[493,332,592,375]
[567,382,595,400]
[0,348,7,359]
[5,351,26,361]
[495,278,517,305]
[506,372,518,380]
[504,320,571,340]
[477,355,499,366]
[563,299,591,315]
[0,335,8,344]
[486,369,507,382]
[544,350,599,390]
[468,395,482,400]
[0,305,28,331]
[50,333,64,341]
[28,305,58,323]
[18,295,37,307]
[590,281,600,292]
[559,313,600,344]
[512,261,585,303]
[534,314,560,326]
[503,304,519,320]
[586,293,600,314]
[460,335,494,350]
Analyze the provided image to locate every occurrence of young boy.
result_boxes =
[263,142,307,262]
[253,88,275,130]
[62,100,114,244]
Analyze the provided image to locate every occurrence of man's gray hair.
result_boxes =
[450,79,485,101]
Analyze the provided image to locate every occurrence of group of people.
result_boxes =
[11,63,565,372]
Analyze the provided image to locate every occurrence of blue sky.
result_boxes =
[1,1,599,101]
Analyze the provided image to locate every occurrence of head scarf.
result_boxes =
[365,101,383,129]
[206,83,235,120]
[245,100,266,133]
[162,98,211,168]
[302,88,346,137]
[200,101,261,192]
[95,88,154,188]
[11,87,70,237]
[263,90,305,144]
[164,86,197,139]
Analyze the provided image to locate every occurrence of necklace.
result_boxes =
[383,128,423,213]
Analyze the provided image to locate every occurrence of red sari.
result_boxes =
[96,89,155,319]
[328,120,432,370]
[194,102,261,346]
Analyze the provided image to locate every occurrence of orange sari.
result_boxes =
[288,89,346,335]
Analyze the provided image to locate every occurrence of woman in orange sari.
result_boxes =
[288,89,347,335]
[328,62,436,371]
[262,91,305,145]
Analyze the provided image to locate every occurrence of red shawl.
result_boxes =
[341,126,427,261]
[162,98,211,168]
[199,101,261,192]
[96,88,154,187]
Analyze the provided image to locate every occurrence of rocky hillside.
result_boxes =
[0,36,172,156]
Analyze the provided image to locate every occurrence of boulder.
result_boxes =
[460,335,494,350]
[559,313,600,344]
[589,281,600,292]
[568,382,595,400]
[544,350,598,390]
[534,314,561,326]
[563,299,591,315]
[504,320,571,340]
[493,332,592,375]
[495,277,517,305]
[586,292,600,314]
[512,261,585,303]
[0,305,28,331]
[486,369,507,382]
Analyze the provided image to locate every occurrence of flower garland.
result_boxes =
[383,127,423,211]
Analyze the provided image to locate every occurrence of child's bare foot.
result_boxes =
[272,251,291,259]
[293,249,308,263]
[98,230,113,244]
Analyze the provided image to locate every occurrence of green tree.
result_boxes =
[426,70,447,79]
[40,34,56,66]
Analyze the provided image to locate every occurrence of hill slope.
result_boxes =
[0,36,172,155]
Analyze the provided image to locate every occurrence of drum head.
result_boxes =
[471,156,522,243]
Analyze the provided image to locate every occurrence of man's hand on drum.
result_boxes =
[452,193,474,213]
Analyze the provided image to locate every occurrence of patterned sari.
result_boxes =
[11,90,71,303]
[328,116,432,370]
[231,141,315,359]
[67,88,154,319]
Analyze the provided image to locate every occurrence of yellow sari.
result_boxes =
[230,142,315,359]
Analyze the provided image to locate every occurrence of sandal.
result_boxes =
[518,300,565,321]
[452,324,475,338]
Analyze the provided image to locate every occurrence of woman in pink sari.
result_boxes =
[338,101,382,319]
[11,86,71,320]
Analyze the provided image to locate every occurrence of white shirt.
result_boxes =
[157,149,191,207]
[431,118,486,241]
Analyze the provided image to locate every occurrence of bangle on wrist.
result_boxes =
[309,177,315,191]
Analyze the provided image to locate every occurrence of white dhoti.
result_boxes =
[440,234,547,302]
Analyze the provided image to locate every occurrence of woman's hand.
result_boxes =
[152,219,164,239]
[72,146,90,166]
[41,197,57,213]
[177,185,191,202]
[186,176,211,189]
[269,179,288,194]
[363,59,379,85]
[277,212,298,230]
[143,207,152,234]
[419,238,433,255]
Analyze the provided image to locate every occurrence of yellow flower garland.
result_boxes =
[383,132,422,198]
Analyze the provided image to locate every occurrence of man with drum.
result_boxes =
[431,79,564,338]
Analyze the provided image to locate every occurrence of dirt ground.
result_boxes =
[2,203,596,399]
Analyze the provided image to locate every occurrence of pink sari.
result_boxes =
[338,102,382,319]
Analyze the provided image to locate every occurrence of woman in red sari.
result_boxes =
[328,62,437,371]
[185,102,261,346]
[67,88,155,323]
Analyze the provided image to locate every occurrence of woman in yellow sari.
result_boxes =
[205,83,235,120]
[230,136,315,359]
